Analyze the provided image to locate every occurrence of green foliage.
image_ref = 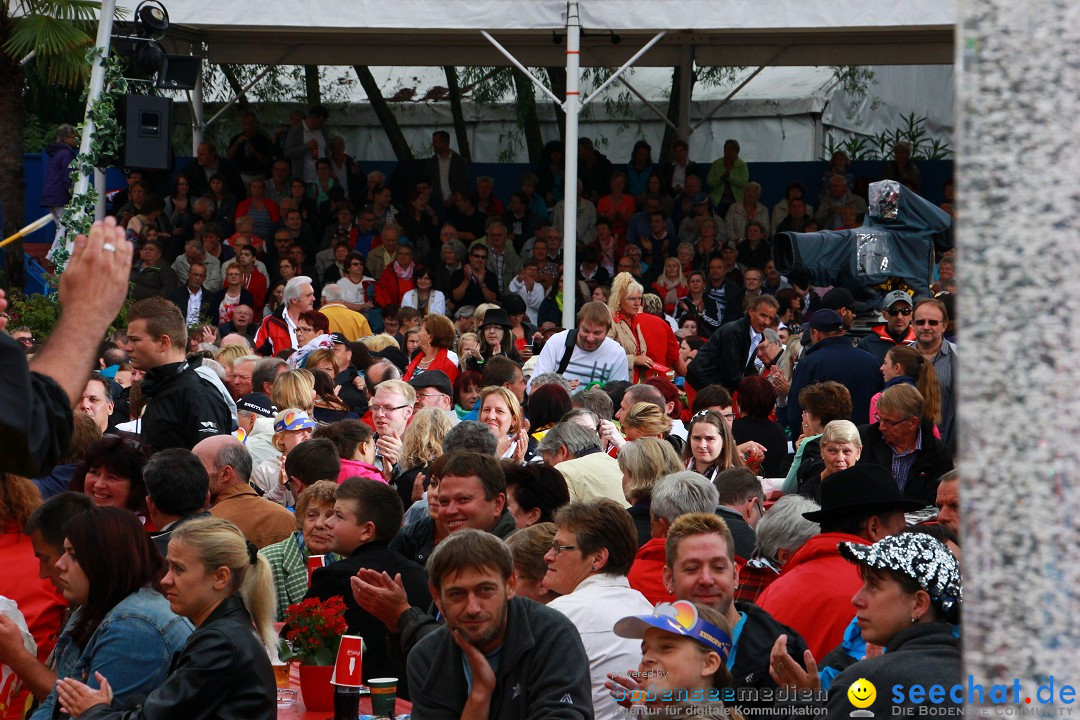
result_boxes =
[824,112,953,161]
[51,48,127,270]
[21,115,59,153]
[829,65,881,120]
[6,286,133,339]
[5,0,102,87]
[5,290,60,338]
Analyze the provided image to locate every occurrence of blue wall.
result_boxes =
[21,152,128,244]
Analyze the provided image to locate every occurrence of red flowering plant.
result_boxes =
[278,597,349,666]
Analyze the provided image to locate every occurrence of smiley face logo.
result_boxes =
[847,678,877,709]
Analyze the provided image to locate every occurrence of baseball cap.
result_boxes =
[329,332,350,345]
[274,408,318,433]
[808,308,844,331]
[883,290,914,308]
[691,192,709,205]
[839,533,962,617]
[237,392,276,418]
[614,601,732,661]
[409,370,453,398]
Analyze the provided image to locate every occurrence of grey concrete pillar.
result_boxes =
[959,0,1080,707]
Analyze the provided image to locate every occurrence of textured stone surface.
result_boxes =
[959,0,1080,701]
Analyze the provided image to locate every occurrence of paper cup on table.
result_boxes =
[331,635,364,687]
[368,677,397,717]
[307,554,326,585]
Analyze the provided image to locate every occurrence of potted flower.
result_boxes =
[279,596,348,711]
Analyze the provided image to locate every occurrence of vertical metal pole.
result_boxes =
[677,44,694,141]
[191,58,205,154]
[94,169,106,220]
[66,0,117,250]
[561,1,581,330]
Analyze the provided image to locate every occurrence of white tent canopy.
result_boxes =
[159,0,955,67]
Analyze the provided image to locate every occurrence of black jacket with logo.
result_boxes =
[140,358,232,451]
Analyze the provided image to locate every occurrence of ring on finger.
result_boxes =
[102,242,117,252]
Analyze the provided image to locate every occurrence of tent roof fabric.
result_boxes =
[160,0,955,66]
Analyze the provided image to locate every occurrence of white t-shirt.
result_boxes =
[337,275,369,305]
[527,330,629,392]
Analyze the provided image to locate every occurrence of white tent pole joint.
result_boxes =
[560,1,581,330]
[480,30,564,108]
[579,31,666,108]
[691,47,786,132]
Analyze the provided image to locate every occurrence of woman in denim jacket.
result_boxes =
[31,508,191,720]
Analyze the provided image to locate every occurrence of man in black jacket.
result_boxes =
[407,530,593,719]
[857,384,953,507]
[687,294,779,393]
[126,297,232,451]
[784,309,883,432]
[664,512,809,711]
[307,478,429,696]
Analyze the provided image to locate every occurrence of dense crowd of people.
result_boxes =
[0,111,960,719]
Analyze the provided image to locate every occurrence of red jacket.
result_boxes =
[254,307,293,356]
[634,311,680,372]
[1,523,65,720]
[404,347,460,385]
[628,537,674,606]
[756,532,869,659]
[375,266,416,307]
[242,268,268,317]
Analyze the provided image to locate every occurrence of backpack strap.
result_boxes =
[556,330,578,376]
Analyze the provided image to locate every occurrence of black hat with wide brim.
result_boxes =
[480,308,513,331]
[802,463,924,523]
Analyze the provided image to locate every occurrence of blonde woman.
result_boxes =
[617,437,684,546]
[608,271,680,381]
[397,407,455,508]
[478,385,534,461]
[56,517,278,718]
[599,402,673,456]
[214,344,248,370]
[271,368,315,413]
[651,257,688,315]
[361,333,402,353]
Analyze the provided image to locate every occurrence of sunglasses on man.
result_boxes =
[884,307,912,317]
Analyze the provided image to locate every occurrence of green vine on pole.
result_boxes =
[51,47,128,272]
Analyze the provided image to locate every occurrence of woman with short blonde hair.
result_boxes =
[271,368,315,412]
[618,437,684,505]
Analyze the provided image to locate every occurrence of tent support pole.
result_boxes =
[67,0,117,241]
[481,31,564,107]
[691,47,786,132]
[678,44,694,139]
[204,62,277,128]
[579,31,666,107]
[614,74,678,130]
[561,1,581,330]
[190,59,204,154]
